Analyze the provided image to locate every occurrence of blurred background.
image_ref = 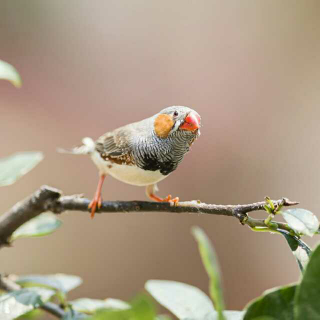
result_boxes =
[1,0,320,312]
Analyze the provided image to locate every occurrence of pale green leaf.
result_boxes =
[0,288,55,320]
[17,274,82,294]
[145,280,215,320]
[281,209,319,236]
[192,226,225,320]
[12,213,62,241]
[91,295,155,320]
[0,59,21,87]
[70,298,129,314]
[278,229,311,272]
[0,152,43,187]
[223,311,244,320]
[156,315,172,320]
[16,308,43,319]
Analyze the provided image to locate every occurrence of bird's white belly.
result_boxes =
[91,151,166,186]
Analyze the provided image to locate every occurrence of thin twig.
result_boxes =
[47,196,298,219]
[41,302,67,318]
[0,185,299,249]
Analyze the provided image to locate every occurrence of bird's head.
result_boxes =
[153,106,201,139]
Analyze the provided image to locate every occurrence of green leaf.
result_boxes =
[0,287,55,320]
[0,152,43,187]
[70,298,129,314]
[278,229,311,272]
[62,309,88,320]
[11,213,62,241]
[192,226,225,320]
[281,209,319,236]
[16,309,43,319]
[244,285,296,320]
[145,280,215,319]
[294,244,320,319]
[0,59,21,87]
[17,274,82,294]
[91,295,155,320]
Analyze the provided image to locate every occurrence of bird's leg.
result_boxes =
[89,174,106,218]
[146,184,179,204]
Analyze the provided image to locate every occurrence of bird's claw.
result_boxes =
[149,193,179,205]
[164,195,179,204]
[88,195,103,219]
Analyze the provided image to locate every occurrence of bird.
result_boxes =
[59,106,201,218]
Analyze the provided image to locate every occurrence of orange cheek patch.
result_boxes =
[154,114,174,138]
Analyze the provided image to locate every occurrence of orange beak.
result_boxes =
[179,111,201,131]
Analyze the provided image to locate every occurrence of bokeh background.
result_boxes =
[1,0,320,313]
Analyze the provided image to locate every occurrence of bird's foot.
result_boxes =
[88,194,103,219]
[149,193,179,204]
[163,194,179,204]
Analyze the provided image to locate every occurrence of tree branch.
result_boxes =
[0,185,299,249]
[0,186,61,247]
[48,196,298,219]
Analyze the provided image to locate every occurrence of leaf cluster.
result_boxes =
[2,224,320,320]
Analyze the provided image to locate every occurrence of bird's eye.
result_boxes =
[173,111,179,117]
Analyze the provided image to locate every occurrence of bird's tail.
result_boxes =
[57,137,95,155]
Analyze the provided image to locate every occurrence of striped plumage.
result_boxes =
[96,106,199,174]
[60,106,201,218]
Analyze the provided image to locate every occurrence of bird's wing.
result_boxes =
[95,125,136,165]
[96,133,126,156]
[95,116,155,165]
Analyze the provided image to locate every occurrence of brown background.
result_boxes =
[1,0,320,312]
